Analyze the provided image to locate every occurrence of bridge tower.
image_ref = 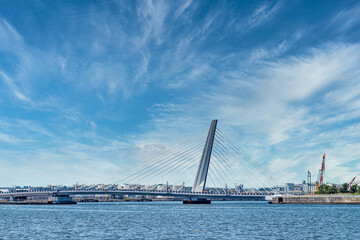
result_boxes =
[192,119,217,192]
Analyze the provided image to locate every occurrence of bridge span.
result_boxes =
[0,189,268,201]
[0,120,279,204]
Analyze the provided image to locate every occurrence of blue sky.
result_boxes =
[0,0,360,186]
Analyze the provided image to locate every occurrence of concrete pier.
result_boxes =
[183,199,211,204]
[271,195,360,204]
[49,193,76,204]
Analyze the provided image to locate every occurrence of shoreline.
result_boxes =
[271,195,360,204]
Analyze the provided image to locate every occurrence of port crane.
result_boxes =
[347,176,356,191]
[315,153,326,191]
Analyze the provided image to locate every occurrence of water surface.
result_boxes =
[0,201,359,239]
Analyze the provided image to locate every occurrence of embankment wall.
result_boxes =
[272,195,360,204]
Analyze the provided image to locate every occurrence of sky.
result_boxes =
[0,0,360,187]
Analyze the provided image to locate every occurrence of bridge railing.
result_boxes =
[5,188,271,196]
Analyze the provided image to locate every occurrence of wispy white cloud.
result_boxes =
[330,2,360,32]
[233,1,282,31]
[0,17,67,108]
[204,43,359,141]
[0,19,33,104]
[0,121,137,185]
[149,103,184,113]
[0,133,30,144]
[250,40,288,62]
[135,42,360,185]
[249,1,282,27]
[174,0,194,19]
[136,0,169,46]
[0,18,23,50]
[0,71,32,103]
[0,1,359,187]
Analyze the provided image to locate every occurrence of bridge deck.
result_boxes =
[0,189,268,200]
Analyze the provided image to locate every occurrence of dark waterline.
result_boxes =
[1,201,359,239]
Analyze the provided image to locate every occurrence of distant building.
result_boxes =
[303,183,316,193]
[235,184,244,192]
[285,183,295,192]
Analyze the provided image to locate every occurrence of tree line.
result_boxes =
[316,183,359,194]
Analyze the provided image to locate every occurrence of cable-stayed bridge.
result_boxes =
[0,120,279,203]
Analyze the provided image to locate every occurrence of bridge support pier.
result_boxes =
[9,196,27,202]
[49,194,76,204]
[183,199,211,204]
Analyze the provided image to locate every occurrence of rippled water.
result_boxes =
[0,201,359,239]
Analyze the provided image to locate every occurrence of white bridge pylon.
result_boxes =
[192,119,217,192]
